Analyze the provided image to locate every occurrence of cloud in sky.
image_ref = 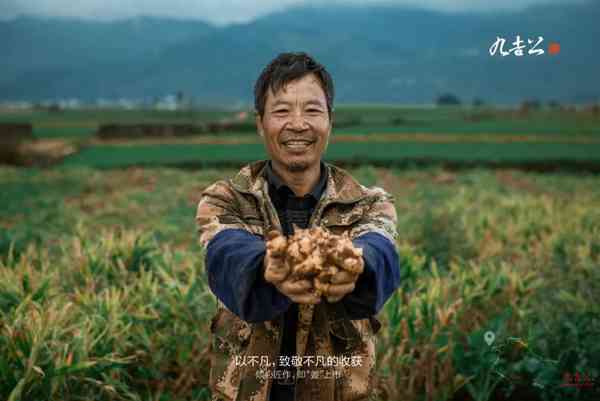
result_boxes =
[0,0,584,25]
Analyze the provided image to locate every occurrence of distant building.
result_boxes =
[58,98,82,109]
[155,94,178,111]
[0,101,33,111]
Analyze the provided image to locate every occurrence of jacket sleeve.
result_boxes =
[195,180,255,248]
[342,187,400,319]
[341,232,400,319]
[196,181,291,322]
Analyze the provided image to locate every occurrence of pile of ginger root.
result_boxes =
[264,226,364,302]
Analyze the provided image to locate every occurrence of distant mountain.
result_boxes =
[0,16,215,100]
[1,2,599,104]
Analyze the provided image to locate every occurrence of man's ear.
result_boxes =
[255,114,264,138]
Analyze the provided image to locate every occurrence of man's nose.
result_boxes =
[289,111,307,130]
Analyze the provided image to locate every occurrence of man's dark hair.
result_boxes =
[254,52,334,118]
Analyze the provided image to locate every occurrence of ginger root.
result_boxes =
[264,231,290,283]
[264,227,363,301]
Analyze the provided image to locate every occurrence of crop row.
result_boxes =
[60,142,600,169]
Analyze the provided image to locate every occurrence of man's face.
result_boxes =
[256,73,331,173]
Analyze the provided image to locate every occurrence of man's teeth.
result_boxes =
[285,141,311,147]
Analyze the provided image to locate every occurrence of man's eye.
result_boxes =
[306,108,323,114]
[273,109,288,114]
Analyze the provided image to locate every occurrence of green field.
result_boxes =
[2,106,600,139]
[1,106,599,400]
[58,142,600,169]
[2,106,599,169]
[1,165,598,401]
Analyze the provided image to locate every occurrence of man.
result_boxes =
[196,52,400,401]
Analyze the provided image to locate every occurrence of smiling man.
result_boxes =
[196,52,401,401]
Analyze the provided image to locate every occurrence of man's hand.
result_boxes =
[324,241,364,302]
[263,228,364,304]
[263,247,320,304]
[324,269,360,303]
[274,276,321,304]
[263,251,289,284]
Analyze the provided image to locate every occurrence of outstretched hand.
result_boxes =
[274,275,322,304]
[324,269,360,303]
[263,233,321,304]
[263,228,364,304]
[263,254,321,304]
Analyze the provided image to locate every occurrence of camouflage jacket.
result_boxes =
[195,160,398,401]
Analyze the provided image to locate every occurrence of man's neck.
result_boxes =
[271,161,321,197]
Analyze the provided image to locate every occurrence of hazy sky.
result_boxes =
[0,0,582,25]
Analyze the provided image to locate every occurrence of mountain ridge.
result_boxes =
[2,2,599,104]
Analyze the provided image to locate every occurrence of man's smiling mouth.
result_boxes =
[282,139,315,150]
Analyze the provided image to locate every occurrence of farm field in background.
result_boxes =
[1,105,600,138]
[1,105,600,169]
[0,165,598,401]
[60,141,600,169]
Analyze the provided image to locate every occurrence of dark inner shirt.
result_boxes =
[265,161,327,397]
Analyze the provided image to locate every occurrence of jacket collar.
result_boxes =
[230,160,368,204]
[265,160,327,202]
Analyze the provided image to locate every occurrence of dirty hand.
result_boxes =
[324,269,360,303]
[274,275,321,304]
[263,239,320,304]
[263,232,290,284]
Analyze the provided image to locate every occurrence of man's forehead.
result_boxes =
[267,75,326,104]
